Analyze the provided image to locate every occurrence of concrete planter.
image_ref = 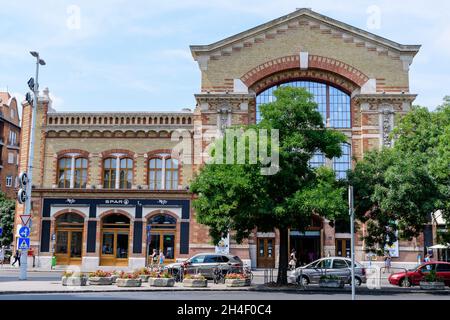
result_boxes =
[88,276,114,285]
[62,276,88,286]
[419,281,446,290]
[319,279,345,288]
[225,278,251,287]
[116,278,142,287]
[111,275,118,283]
[182,278,208,287]
[148,277,175,287]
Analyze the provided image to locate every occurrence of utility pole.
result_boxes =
[349,185,356,300]
[19,52,45,280]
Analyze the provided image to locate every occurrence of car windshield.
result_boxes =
[409,264,421,271]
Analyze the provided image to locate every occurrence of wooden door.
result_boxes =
[257,238,275,268]
[335,239,350,258]
[55,229,82,265]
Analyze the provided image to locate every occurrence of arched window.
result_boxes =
[333,143,351,180]
[74,158,88,188]
[148,214,177,229]
[103,158,117,189]
[256,80,350,128]
[58,157,72,188]
[119,158,133,189]
[149,158,163,190]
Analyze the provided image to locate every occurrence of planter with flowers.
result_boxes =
[61,271,88,286]
[88,270,114,285]
[148,271,175,287]
[224,273,252,287]
[182,274,208,287]
[420,270,445,290]
[136,268,153,282]
[115,271,142,287]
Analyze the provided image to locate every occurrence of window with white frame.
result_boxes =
[102,154,133,189]
[8,131,17,145]
[8,152,14,164]
[6,176,12,187]
[58,154,88,188]
[149,154,179,190]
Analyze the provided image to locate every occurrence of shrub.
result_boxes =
[136,267,152,275]
[424,270,443,283]
[63,271,86,278]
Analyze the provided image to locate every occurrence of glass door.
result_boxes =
[55,230,82,265]
[55,231,69,265]
[148,232,175,263]
[70,231,83,261]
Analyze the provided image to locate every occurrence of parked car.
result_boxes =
[388,262,450,287]
[164,253,244,279]
[288,257,367,286]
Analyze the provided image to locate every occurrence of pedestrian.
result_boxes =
[289,249,297,270]
[158,251,165,268]
[149,249,157,268]
[11,249,21,267]
[424,253,431,263]
[0,246,4,267]
[384,251,391,273]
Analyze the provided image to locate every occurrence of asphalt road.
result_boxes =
[0,270,62,282]
[0,290,449,300]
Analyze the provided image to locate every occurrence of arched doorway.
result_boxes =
[100,213,130,266]
[147,213,177,264]
[55,212,84,265]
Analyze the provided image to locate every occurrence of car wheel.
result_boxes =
[297,275,309,286]
[352,277,362,287]
[399,278,412,287]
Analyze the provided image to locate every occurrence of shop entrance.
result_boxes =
[289,231,321,266]
[100,213,130,266]
[256,238,275,268]
[55,213,84,265]
[335,239,351,258]
[147,214,177,264]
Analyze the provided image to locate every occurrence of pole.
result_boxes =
[19,56,40,280]
[349,185,355,300]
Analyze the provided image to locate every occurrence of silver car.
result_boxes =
[164,253,244,279]
[288,257,367,286]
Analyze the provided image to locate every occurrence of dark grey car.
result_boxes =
[288,257,367,286]
[164,253,244,279]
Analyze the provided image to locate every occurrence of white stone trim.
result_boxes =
[360,79,377,94]
[50,205,90,218]
[299,51,309,69]
[97,206,136,218]
[233,79,248,93]
[142,206,182,219]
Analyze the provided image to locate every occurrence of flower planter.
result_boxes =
[116,278,142,287]
[62,276,88,286]
[148,277,175,287]
[182,279,208,287]
[319,279,345,288]
[225,278,251,287]
[88,276,114,285]
[111,275,118,283]
[419,281,445,290]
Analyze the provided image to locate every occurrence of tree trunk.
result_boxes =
[276,227,289,286]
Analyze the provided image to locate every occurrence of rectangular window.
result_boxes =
[6,176,12,187]
[8,152,14,164]
[8,131,17,145]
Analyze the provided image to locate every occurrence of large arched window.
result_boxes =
[58,155,88,188]
[256,80,351,128]
[148,156,179,190]
[103,158,116,189]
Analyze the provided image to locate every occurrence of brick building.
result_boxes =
[0,92,20,198]
[14,9,422,270]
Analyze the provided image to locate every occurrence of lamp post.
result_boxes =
[19,51,45,280]
[349,185,356,300]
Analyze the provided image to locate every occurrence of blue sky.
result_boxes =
[0,0,449,114]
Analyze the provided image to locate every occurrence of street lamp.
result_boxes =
[19,51,45,280]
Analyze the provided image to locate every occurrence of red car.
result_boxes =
[388,262,450,287]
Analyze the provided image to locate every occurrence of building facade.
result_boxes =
[0,92,20,198]
[15,9,422,270]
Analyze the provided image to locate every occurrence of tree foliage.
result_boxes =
[191,87,348,284]
[0,192,15,246]
[349,97,450,252]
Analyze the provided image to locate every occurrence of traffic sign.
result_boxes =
[19,226,30,238]
[18,237,30,250]
[17,189,27,204]
[20,215,31,226]
[19,172,28,188]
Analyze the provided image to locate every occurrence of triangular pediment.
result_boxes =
[190,8,420,60]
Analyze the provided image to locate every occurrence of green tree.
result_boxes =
[191,87,348,285]
[349,97,450,252]
[0,192,15,246]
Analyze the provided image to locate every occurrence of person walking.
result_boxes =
[384,251,392,273]
[289,248,297,270]
[149,249,158,268]
[158,251,165,269]
[11,249,21,267]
